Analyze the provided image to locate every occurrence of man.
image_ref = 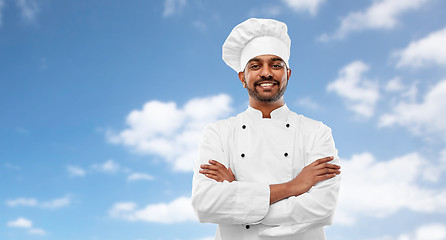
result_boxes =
[191,18,341,240]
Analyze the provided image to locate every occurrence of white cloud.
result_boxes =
[6,218,47,235]
[6,196,71,209]
[319,0,432,41]
[336,152,446,225]
[192,20,207,32]
[7,217,32,228]
[5,162,21,170]
[296,97,320,110]
[196,237,214,240]
[282,0,325,16]
[109,196,196,223]
[369,223,446,240]
[410,223,446,240]
[40,196,71,209]
[6,198,38,207]
[92,159,120,173]
[163,0,186,17]
[15,0,39,23]
[67,165,86,177]
[127,172,154,182]
[108,94,232,172]
[385,77,404,92]
[379,79,446,141]
[327,61,379,118]
[394,27,446,68]
[28,228,46,235]
[248,5,282,18]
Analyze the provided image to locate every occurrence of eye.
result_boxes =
[271,64,283,69]
[249,64,260,70]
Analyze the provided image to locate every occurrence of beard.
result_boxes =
[246,77,287,103]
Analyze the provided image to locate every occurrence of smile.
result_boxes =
[255,80,279,86]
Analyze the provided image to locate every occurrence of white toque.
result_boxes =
[222,18,291,73]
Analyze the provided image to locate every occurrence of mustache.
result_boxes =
[253,76,280,86]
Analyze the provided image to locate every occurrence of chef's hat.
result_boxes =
[222,18,291,73]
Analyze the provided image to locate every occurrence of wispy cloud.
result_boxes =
[91,159,121,173]
[6,196,71,209]
[192,20,207,32]
[296,97,320,111]
[196,237,214,240]
[5,198,38,207]
[109,197,196,223]
[28,228,46,235]
[0,0,5,27]
[67,165,86,177]
[248,5,282,18]
[15,0,40,23]
[282,0,325,16]
[327,61,379,118]
[40,196,71,209]
[107,94,233,172]
[319,0,433,41]
[369,223,446,240]
[394,27,446,68]
[5,162,21,170]
[163,0,186,17]
[401,223,446,240]
[127,172,154,182]
[384,77,404,92]
[336,152,446,225]
[6,217,47,235]
[7,217,32,228]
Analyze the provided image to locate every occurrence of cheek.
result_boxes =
[245,73,256,85]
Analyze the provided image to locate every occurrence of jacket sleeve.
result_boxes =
[259,123,341,236]
[191,122,270,224]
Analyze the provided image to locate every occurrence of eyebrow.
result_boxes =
[271,58,284,62]
[247,57,284,63]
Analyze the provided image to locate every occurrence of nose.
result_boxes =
[259,65,273,79]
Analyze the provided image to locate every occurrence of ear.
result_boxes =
[238,72,246,88]
[287,68,292,80]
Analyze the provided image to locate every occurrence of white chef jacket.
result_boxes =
[191,104,340,240]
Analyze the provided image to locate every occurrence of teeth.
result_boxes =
[260,83,273,87]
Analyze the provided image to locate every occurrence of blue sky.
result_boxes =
[1,0,446,239]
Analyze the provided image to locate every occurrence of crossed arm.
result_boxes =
[199,156,341,205]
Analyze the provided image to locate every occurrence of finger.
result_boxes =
[204,173,223,182]
[316,168,341,176]
[200,164,214,170]
[312,156,334,166]
[209,160,226,168]
[199,169,219,175]
[325,163,340,169]
[315,163,341,170]
[316,173,337,181]
[206,164,226,171]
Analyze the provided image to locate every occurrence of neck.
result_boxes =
[249,98,285,118]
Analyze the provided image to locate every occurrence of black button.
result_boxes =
[284,152,288,157]
[246,225,250,229]
[242,125,246,129]
[241,153,245,158]
[286,123,290,128]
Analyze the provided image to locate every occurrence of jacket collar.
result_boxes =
[245,104,290,121]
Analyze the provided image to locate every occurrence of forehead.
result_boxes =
[247,54,285,63]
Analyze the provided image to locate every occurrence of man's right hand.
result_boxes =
[269,156,340,204]
[288,156,340,196]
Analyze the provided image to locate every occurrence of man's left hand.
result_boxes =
[199,160,235,182]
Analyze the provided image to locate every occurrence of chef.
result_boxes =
[191,18,341,240]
